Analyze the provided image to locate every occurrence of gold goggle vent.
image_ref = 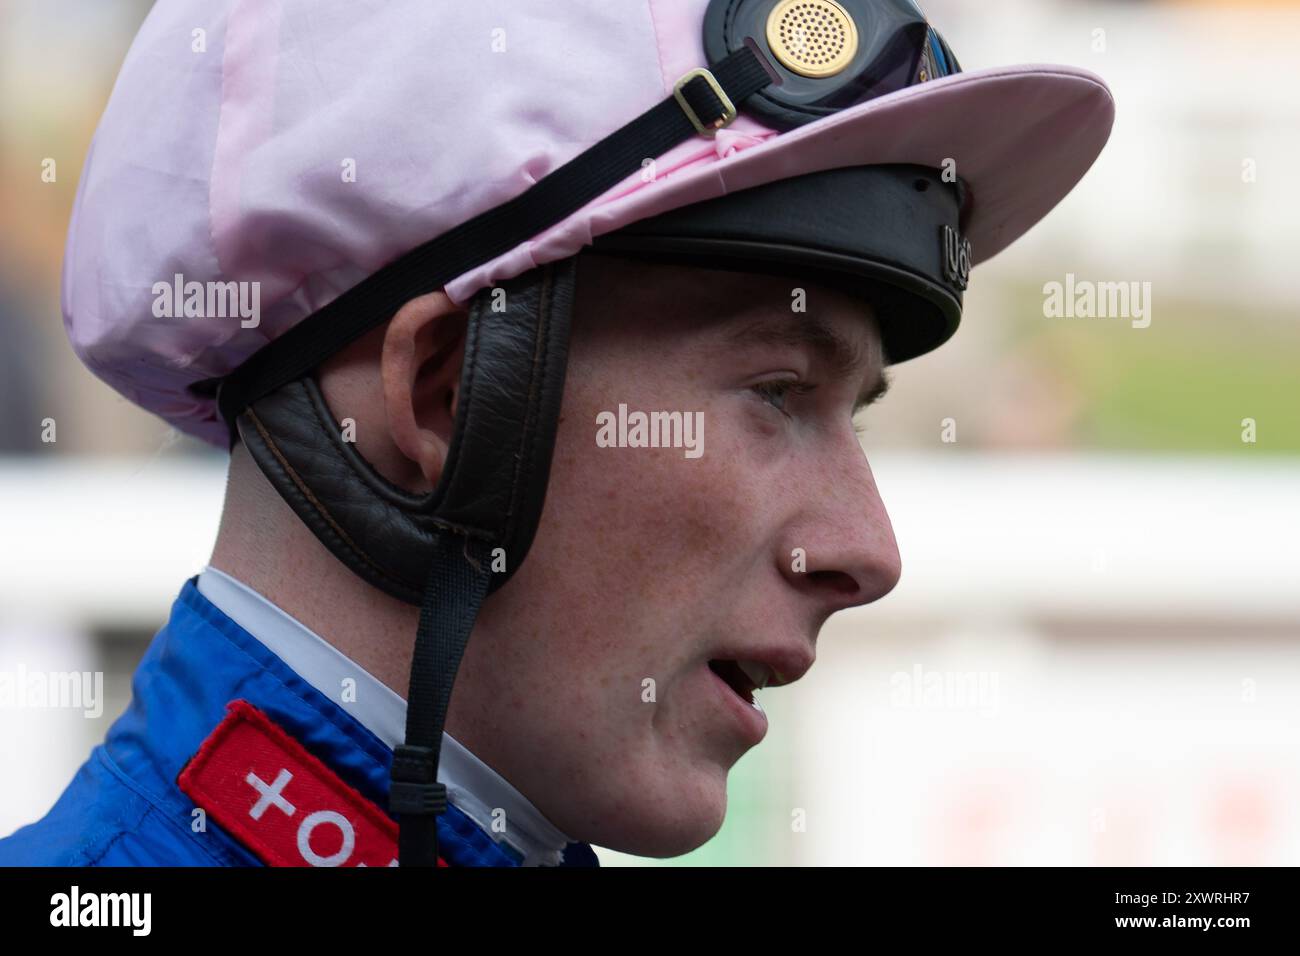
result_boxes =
[765,0,860,79]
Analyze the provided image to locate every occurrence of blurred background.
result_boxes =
[1,0,1297,865]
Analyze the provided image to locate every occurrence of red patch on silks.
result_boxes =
[177,699,447,867]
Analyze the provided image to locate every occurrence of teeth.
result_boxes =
[737,660,771,691]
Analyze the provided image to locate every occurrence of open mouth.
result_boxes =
[708,659,759,706]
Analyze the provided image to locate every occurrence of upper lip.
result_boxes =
[709,643,815,690]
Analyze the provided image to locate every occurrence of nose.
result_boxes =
[779,439,902,613]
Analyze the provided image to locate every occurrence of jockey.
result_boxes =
[0,0,1112,866]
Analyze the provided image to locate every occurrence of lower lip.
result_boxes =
[706,665,768,746]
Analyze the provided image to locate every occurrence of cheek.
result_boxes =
[572,402,764,591]
[521,391,772,647]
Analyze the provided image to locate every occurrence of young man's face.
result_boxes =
[452,252,903,857]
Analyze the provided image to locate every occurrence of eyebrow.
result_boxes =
[724,314,891,414]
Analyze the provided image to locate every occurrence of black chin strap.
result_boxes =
[391,536,493,866]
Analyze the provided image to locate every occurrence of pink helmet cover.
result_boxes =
[61,0,1114,448]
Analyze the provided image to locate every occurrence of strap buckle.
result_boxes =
[390,744,447,817]
[673,68,738,137]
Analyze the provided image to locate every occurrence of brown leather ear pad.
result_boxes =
[236,258,577,605]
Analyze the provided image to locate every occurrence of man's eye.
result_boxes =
[752,381,791,412]
[751,379,812,414]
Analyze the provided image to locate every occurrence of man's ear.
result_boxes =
[381,291,468,488]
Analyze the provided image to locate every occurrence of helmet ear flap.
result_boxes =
[231,258,579,606]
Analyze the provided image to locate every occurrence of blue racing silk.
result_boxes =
[0,578,599,868]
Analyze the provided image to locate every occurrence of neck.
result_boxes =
[209,442,421,705]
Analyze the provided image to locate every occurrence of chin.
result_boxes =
[567,765,731,859]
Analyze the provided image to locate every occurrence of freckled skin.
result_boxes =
[214,252,903,859]
[445,254,904,857]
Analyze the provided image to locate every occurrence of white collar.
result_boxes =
[196,565,572,866]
